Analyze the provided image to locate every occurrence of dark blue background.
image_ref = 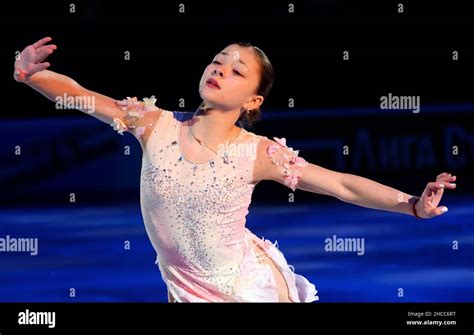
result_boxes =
[1,0,473,302]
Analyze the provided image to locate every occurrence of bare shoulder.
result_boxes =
[251,135,276,184]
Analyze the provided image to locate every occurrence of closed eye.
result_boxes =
[212,61,243,76]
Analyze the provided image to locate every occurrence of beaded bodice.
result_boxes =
[139,111,263,295]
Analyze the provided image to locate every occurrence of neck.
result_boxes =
[189,107,241,145]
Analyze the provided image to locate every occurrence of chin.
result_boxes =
[199,94,220,108]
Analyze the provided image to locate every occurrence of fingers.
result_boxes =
[42,44,57,51]
[424,172,456,218]
[432,206,449,217]
[36,45,57,54]
[436,172,449,179]
[34,45,56,63]
[32,62,51,73]
[32,37,52,49]
[437,176,456,183]
[426,181,447,194]
[436,172,457,182]
[434,172,457,191]
[437,181,456,189]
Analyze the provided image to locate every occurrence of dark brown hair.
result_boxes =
[199,42,274,128]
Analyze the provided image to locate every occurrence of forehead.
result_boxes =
[218,45,258,69]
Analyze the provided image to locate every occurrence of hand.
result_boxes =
[14,37,57,82]
[415,172,457,218]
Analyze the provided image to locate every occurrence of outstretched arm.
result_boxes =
[13,37,162,145]
[300,167,456,218]
[253,136,457,219]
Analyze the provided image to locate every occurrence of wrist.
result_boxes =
[411,197,424,219]
[13,67,29,83]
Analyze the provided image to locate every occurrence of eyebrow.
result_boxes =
[218,52,248,68]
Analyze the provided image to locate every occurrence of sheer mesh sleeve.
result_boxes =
[111,96,160,137]
[265,137,309,191]
[108,96,167,150]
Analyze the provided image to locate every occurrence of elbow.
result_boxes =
[336,173,359,203]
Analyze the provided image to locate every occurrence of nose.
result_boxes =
[213,68,223,77]
[213,65,229,78]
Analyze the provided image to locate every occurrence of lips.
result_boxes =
[206,77,221,89]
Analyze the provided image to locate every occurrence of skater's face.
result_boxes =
[199,44,264,113]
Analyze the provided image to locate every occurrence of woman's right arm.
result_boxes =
[13,37,162,144]
[20,69,125,125]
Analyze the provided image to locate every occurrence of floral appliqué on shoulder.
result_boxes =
[266,137,309,191]
[111,96,158,137]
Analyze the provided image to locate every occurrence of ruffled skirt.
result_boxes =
[160,228,319,302]
[231,228,319,302]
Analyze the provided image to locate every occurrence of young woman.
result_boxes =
[13,37,457,302]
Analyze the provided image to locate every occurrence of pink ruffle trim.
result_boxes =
[111,96,158,137]
[266,137,309,191]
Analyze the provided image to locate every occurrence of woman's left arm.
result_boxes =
[299,166,456,218]
[254,137,457,219]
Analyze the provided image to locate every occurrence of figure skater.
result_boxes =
[13,37,457,302]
